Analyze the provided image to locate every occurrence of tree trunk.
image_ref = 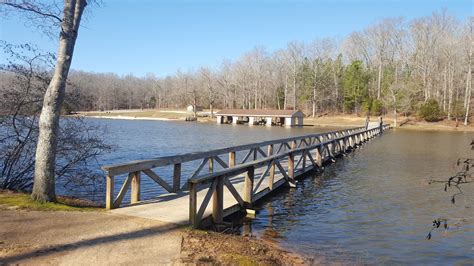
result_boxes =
[333,66,339,111]
[32,0,87,202]
[377,59,382,99]
[393,108,397,127]
[465,43,472,126]
[447,62,454,120]
[293,62,297,110]
[284,74,288,110]
[443,64,447,112]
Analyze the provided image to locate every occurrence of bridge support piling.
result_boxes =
[244,166,255,207]
[268,144,275,190]
[212,176,224,224]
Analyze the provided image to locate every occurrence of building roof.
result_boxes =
[216,109,304,117]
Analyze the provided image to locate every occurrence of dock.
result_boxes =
[215,109,305,126]
[102,124,389,228]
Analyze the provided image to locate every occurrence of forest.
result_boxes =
[1,11,472,126]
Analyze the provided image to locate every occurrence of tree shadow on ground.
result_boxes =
[1,222,182,264]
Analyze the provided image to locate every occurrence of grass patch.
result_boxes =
[221,253,258,266]
[0,191,102,212]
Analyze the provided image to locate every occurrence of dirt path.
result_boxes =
[0,209,182,265]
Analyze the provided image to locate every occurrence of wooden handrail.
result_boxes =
[188,124,389,185]
[103,124,390,211]
[102,126,367,176]
[188,124,390,228]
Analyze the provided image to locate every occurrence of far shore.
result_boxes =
[71,109,474,132]
[84,115,179,121]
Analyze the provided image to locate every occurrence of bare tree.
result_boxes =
[1,0,88,202]
[464,18,473,126]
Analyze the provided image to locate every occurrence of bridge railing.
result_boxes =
[188,124,389,228]
[102,125,388,210]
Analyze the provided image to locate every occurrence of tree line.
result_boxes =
[0,2,471,204]
[62,11,472,126]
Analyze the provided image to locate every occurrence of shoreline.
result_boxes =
[72,110,474,132]
[82,115,180,121]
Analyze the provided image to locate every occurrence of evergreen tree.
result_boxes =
[343,60,370,114]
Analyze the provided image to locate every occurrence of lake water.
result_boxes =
[82,118,474,264]
[73,118,335,200]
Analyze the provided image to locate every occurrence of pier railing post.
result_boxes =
[131,171,141,204]
[244,166,255,207]
[189,182,198,228]
[173,163,181,193]
[315,147,322,167]
[289,141,296,180]
[229,151,236,167]
[288,152,294,179]
[208,157,214,173]
[268,144,275,190]
[212,176,224,224]
[106,174,114,210]
[302,150,307,171]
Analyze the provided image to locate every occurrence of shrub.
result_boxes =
[419,99,442,122]
[451,101,465,120]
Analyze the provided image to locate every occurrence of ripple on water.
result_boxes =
[244,130,474,265]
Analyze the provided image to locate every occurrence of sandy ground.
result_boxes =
[0,209,182,265]
[0,208,309,265]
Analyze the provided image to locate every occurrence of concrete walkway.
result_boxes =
[0,209,182,265]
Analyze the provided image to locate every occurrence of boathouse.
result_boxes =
[215,109,304,127]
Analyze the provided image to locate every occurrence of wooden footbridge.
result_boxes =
[102,124,390,228]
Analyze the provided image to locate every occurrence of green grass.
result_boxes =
[0,192,102,212]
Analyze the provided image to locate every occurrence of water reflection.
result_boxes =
[240,130,474,265]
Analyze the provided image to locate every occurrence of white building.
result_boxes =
[215,109,304,127]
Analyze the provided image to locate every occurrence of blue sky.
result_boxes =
[1,0,472,77]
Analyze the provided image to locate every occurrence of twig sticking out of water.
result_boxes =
[426,142,474,240]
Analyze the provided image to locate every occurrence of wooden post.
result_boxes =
[330,140,336,157]
[315,148,322,167]
[173,163,181,193]
[106,175,114,210]
[212,176,224,224]
[288,152,294,179]
[268,144,275,189]
[208,157,214,173]
[302,150,306,171]
[229,151,236,167]
[131,171,141,204]
[291,140,297,150]
[189,182,198,228]
[244,167,254,207]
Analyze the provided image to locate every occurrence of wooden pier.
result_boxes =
[102,124,390,228]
